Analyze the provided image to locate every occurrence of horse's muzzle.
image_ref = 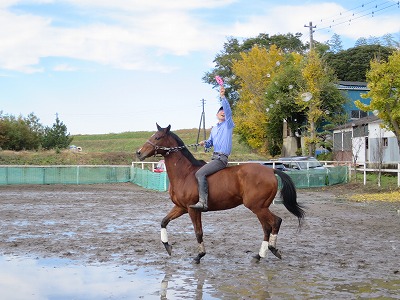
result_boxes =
[136,149,145,161]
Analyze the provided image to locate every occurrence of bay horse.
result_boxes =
[136,124,305,264]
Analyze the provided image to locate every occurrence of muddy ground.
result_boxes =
[0,183,399,299]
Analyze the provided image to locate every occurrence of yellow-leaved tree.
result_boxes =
[232,45,283,153]
[355,50,400,153]
[298,49,331,156]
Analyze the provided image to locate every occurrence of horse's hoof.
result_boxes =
[163,242,172,256]
[193,252,206,264]
[252,254,261,263]
[269,246,282,259]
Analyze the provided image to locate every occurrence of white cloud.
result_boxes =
[0,0,227,73]
[0,1,398,74]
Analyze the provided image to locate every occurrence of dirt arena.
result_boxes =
[0,183,399,299]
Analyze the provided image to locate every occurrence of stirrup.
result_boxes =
[190,202,208,212]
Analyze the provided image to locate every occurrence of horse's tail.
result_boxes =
[274,169,305,226]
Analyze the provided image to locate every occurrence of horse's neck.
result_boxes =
[164,152,194,179]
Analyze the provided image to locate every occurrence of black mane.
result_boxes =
[169,131,206,167]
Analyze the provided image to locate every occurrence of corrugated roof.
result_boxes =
[336,81,369,90]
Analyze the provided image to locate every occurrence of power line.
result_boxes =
[314,1,400,32]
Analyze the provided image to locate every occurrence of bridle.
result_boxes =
[145,139,201,156]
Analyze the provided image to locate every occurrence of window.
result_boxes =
[350,110,368,119]
[382,137,388,147]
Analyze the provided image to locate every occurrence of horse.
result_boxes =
[136,124,305,264]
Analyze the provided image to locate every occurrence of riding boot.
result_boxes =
[190,177,208,212]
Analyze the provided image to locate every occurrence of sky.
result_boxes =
[1,0,399,135]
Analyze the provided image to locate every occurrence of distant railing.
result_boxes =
[0,165,131,185]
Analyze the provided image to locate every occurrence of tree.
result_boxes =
[325,45,395,81]
[202,33,307,105]
[381,33,399,48]
[355,50,400,153]
[232,45,283,152]
[0,112,43,150]
[327,33,343,53]
[299,50,347,156]
[263,52,305,155]
[42,116,73,150]
[354,37,368,47]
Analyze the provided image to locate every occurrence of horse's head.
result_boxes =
[136,123,174,161]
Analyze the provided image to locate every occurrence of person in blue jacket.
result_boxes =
[190,86,235,212]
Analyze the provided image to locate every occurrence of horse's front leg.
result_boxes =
[188,208,206,264]
[161,205,186,256]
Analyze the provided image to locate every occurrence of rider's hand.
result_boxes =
[220,87,225,98]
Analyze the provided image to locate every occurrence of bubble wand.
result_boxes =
[215,75,224,86]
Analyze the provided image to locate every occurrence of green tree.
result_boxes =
[355,50,400,152]
[42,116,73,150]
[0,112,43,150]
[325,45,395,81]
[263,53,305,155]
[202,33,307,104]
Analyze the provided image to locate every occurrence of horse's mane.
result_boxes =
[169,131,206,167]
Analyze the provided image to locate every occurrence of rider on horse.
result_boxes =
[190,86,235,212]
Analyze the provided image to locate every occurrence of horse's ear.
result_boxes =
[156,123,162,131]
[166,125,171,133]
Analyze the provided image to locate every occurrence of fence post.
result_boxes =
[348,162,351,182]
[398,163,400,187]
[363,163,366,185]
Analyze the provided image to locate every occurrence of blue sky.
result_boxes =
[1,0,399,134]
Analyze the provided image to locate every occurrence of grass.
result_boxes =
[0,129,267,165]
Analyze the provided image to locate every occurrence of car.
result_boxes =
[278,156,327,171]
[247,161,288,171]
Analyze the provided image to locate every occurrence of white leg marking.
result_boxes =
[259,241,269,258]
[269,234,277,248]
[161,228,168,243]
[198,242,205,253]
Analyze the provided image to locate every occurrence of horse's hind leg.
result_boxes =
[161,205,186,256]
[253,208,282,260]
[188,209,206,264]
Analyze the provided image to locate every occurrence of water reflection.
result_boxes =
[0,255,221,300]
[0,255,164,299]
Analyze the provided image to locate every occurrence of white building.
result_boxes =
[333,115,400,164]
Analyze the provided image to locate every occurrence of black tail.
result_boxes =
[274,169,305,226]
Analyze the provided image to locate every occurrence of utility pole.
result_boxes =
[196,99,206,150]
[304,21,316,50]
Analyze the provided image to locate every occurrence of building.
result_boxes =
[333,115,400,164]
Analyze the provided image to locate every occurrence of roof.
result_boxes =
[336,81,369,91]
[334,115,380,130]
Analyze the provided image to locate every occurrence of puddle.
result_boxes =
[0,255,218,300]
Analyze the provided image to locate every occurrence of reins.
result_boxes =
[146,140,202,156]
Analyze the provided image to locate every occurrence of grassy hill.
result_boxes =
[0,129,268,165]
